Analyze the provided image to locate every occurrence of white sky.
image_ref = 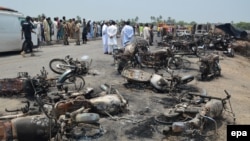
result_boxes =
[1,0,249,23]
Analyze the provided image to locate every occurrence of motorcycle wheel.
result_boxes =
[167,57,183,70]
[49,59,68,74]
[196,46,206,57]
[62,75,85,92]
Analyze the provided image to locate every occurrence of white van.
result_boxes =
[0,7,38,53]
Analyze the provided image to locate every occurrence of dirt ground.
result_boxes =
[83,48,250,141]
[0,38,250,141]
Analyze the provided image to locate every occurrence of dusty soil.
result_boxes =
[84,46,250,141]
[0,38,250,141]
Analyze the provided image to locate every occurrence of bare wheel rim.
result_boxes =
[49,59,68,74]
[63,75,85,92]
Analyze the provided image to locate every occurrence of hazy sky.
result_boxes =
[1,0,249,23]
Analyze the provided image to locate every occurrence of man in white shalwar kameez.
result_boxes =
[107,21,118,55]
[143,23,150,45]
[121,21,134,47]
[102,21,109,54]
[52,17,58,41]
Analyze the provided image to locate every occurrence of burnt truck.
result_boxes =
[192,23,248,39]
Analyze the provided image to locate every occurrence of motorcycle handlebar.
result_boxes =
[188,90,231,102]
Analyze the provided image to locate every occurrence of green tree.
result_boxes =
[234,22,250,30]
[176,20,186,26]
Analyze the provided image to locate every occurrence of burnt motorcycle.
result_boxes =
[208,35,235,57]
[56,65,86,92]
[198,53,221,81]
[114,37,150,73]
[49,55,92,75]
[0,85,121,141]
[121,68,194,93]
[155,90,235,137]
[0,67,52,97]
[115,40,183,73]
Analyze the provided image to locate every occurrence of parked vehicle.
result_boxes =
[0,7,38,53]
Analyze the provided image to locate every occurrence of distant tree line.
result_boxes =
[234,22,250,30]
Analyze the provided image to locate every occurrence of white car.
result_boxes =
[0,7,39,53]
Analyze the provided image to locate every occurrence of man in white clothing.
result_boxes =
[143,23,150,45]
[52,17,58,41]
[107,20,118,55]
[102,21,109,54]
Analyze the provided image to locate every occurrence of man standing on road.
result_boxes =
[42,16,51,45]
[63,21,69,45]
[21,16,36,57]
[121,21,134,47]
[75,20,81,45]
[102,21,109,54]
[143,23,150,45]
[81,18,87,44]
[107,20,118,55]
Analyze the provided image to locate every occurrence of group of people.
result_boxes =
[101,21,156,55]
[101,20,135,55]
[21,15,156,57]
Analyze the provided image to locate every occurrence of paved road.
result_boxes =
[0,38,123,114]
[0,38,109,78]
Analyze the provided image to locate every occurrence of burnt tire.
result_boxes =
[60,75,85,92]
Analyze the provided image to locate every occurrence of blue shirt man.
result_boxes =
[121,21,134,47]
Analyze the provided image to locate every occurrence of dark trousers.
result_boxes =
[23,38,33,53]
[82,32,87,43]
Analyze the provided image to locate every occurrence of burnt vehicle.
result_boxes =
[170,37,206,57]
[207,34,235,57]
[0,67,52,97]
[49,55,92,75]
[115,37,184,73]
[0,84,128,141]
[114,37,150,73]
[157,34,174,47]
[0,99,102,141]
[198,53,221,81]
[121,68,194,93]
[155,90,235,138]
